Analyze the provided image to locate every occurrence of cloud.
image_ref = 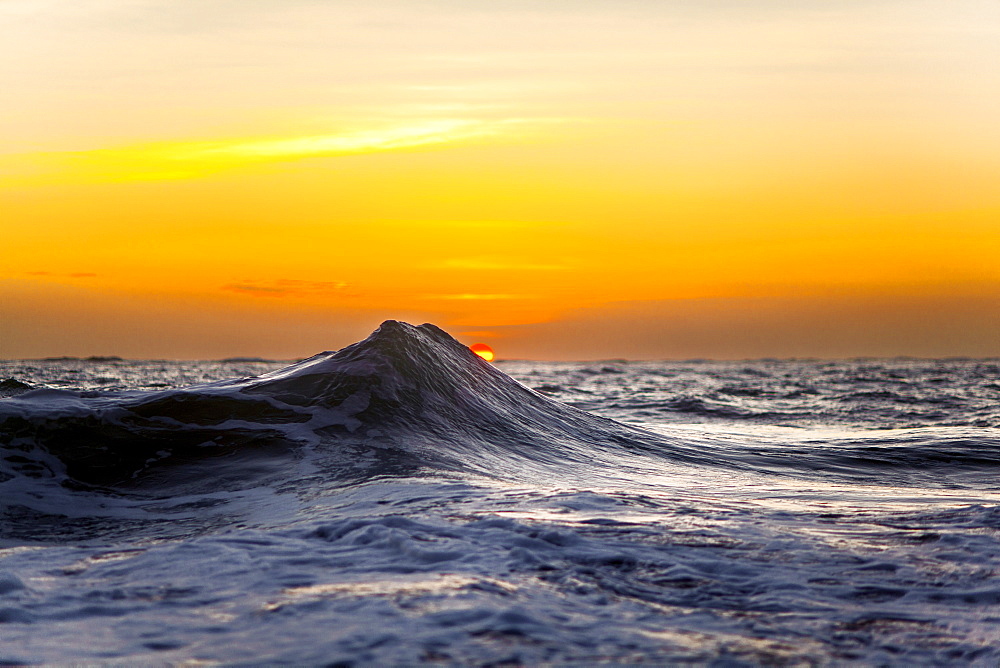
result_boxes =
[426,293,529,301]
[222,279,352,298]
[223,284,289,296]
[273,279,350,290]
[432,258,566,271]
[188,119,495,160]
[4,117,564,185]
[25,271,98,279]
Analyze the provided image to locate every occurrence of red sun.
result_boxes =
[469,343,495,362]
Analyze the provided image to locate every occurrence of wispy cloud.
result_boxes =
[184,119,494,160]
[223,284,289,296]
[222,279,352,298]
[26,271,98,279]
[3,117,566,185]
[432,258,567,271]
[425,293,530,301]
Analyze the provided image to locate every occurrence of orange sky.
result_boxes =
[2,0,999,359]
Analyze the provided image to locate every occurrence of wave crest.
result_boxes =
[0,322,677,490]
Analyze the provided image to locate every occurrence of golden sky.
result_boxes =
[2,0,999,359]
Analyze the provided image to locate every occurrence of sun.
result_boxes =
[469,343,495,362]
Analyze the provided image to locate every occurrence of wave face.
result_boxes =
[3,322,1000,664]
[3,321,1000,505]
[0,321,688,495]
[6,321,998,495]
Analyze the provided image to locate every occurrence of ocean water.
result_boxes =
[2,321,1000,665]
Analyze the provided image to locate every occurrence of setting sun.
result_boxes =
[469,343,495,363]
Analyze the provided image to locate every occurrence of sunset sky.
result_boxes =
[2,0,999,359]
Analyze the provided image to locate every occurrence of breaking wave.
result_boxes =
[3,321,999,506]
[4,322,1000,664]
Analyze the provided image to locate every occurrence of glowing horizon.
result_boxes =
[2,0,999,360]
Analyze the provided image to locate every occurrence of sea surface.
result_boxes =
[2,321,1000,665]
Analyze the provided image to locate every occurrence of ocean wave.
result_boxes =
[0,378,35,398]
[3,322,1000,515]
[0,322,701,495]
[3,324,1000,663]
